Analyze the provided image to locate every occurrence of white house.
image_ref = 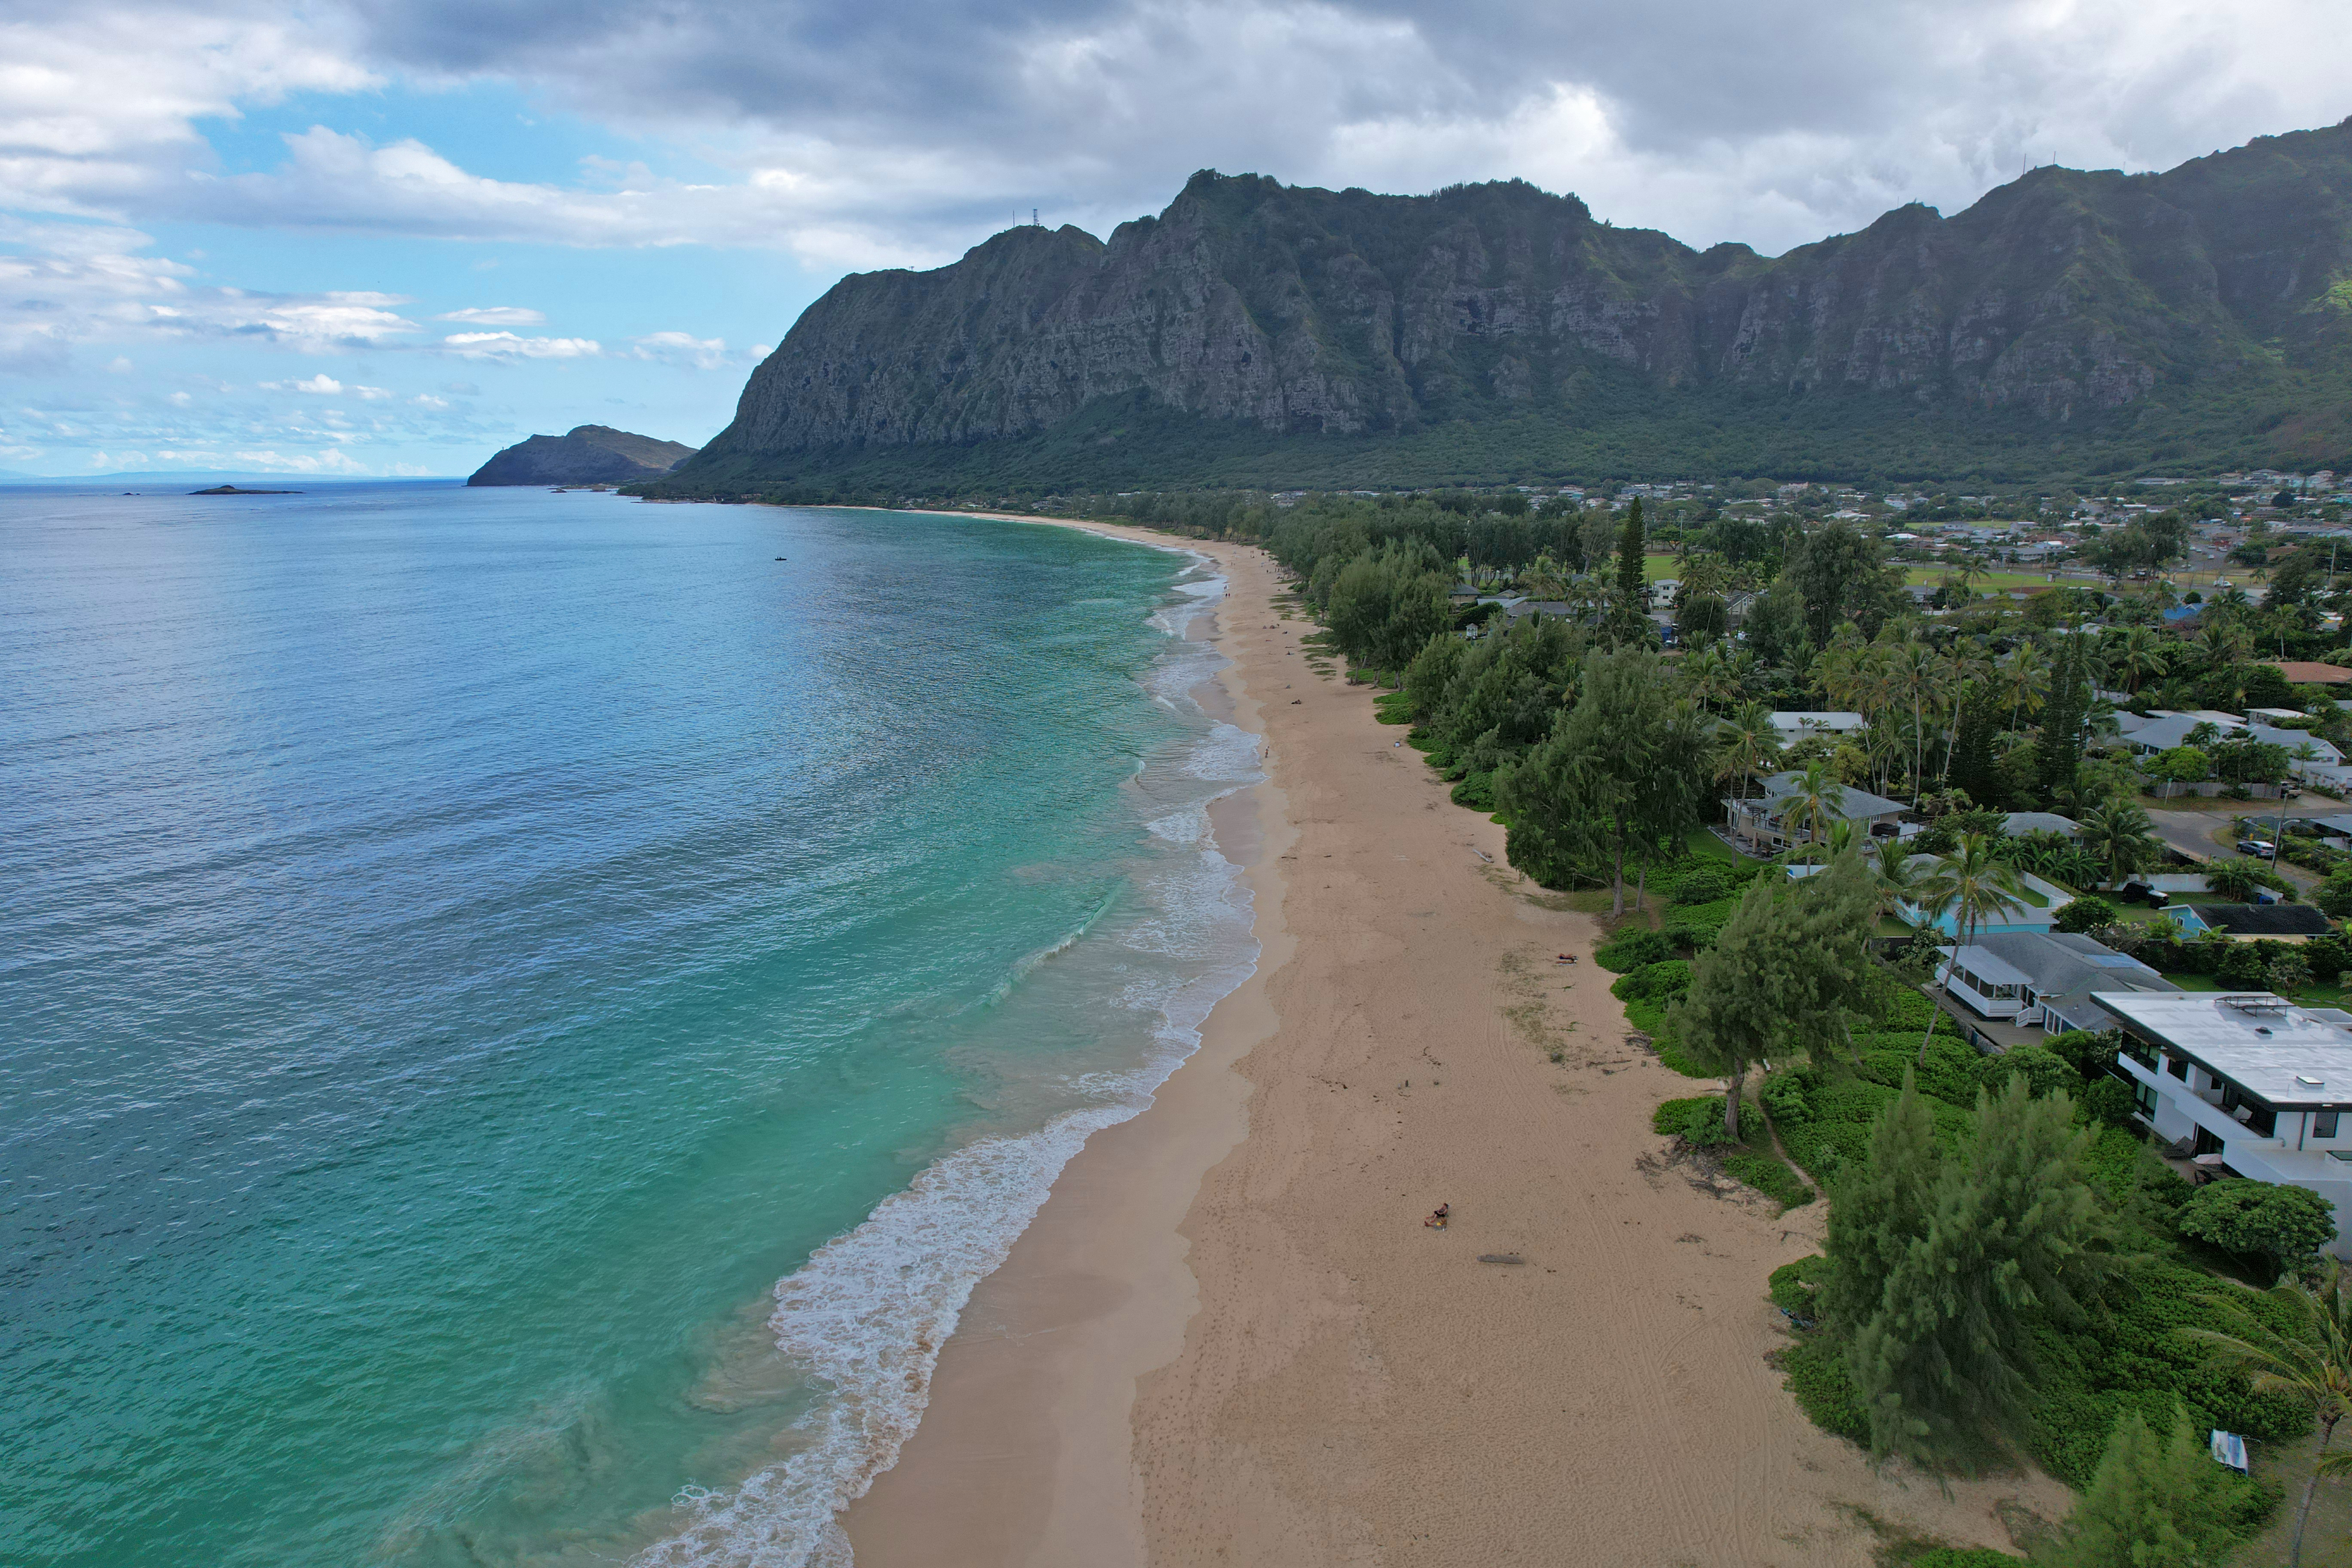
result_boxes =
[2094,991,2352,1259]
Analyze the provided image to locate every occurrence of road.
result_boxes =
[2145,804,2319,890]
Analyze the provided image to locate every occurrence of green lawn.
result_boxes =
[1685,833,1768,870]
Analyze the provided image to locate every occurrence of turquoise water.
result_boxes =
[0,486,1259,1567]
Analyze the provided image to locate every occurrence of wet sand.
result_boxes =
[845,525,2068,1566]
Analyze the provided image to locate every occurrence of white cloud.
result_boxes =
[441,330,601,359]
[410,392,448,408]
[627,330,731,369]
[258,372,344,393]
[354,383,392,398]
[230,446,371,473]
[0,0,2334,272]
[434,305,545,325]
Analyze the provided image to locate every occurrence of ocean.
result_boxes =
[0,484,1260,1567]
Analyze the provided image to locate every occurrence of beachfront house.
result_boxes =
[1895,856,2074,935]
[1934,931,2178,1031]
[2093,991,2352,1259]
[1721,772,1908,857]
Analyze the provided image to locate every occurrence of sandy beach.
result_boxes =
[845,524,2070,1566]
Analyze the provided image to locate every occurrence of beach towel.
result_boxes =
[2210,1430,2248,1471]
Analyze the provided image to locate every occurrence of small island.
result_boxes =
[189,485,300,495]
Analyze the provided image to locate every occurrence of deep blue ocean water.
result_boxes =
[0,484,1258,1567]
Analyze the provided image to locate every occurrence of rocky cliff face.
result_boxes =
[468,426,698,486]
[679,120,2352,484]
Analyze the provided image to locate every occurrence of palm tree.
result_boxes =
[1910,832,2029,1061]
[1776,761,1848,863]
[1998,642,2050,734]
[2188,1262,2352,1567]
[1683,643,1739,713]
[1868,837,1924,926]
[1716,701,1784,804]
[1894,640,1939,799]
[2113,624,2171,693]
[2203,857,2267,903]
[2076,801,2161,890]
[1522,551,1568,603]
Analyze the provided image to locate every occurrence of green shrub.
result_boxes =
[1661,894,1742,951]
[1856,1032,1982,1106]
[2045,1029,2118,1080]
[2214,941,2268,989]
[2079,1124,2192,1213]
[1769,1253,1828,1316]
[1450,770,1497,811]
[1773,1335,1868,1442]
[1609,959,1692,1006]
[1666,865,1734,905]
[1373,689,1414,724]
[2079,1075,2141,1130]
[1650,1096,1815,1208]
[2176,1179,2339,1279]
[1975,1043,2079,1101]
[2305,928,2352,981]
[2024,1258,2312,1488]
[1595,925,1678,972]
[1767,1068,1974,1186]
[1726,1150,1816,1210]
[1903,1552,2021,1568]
[2055,894,2119,934]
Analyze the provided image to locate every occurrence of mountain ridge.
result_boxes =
[657,120,2352,494]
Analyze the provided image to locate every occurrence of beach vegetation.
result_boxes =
[1847,1077,2113,1471]
[2174,1182,2340,1285]
[1671,851,1878,1139]
[2037,1404,2267,1568]
[2182,1263,2352,1566]
[1771,983,2321,1553]
[1650,1094,1816,1211]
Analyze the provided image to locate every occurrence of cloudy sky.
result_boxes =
[0,0,2345,477]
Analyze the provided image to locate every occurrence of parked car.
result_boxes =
[2236,839,2277,858]
[2119,883,2171,908]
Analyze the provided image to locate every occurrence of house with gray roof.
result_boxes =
[1936,931,2180,1032]
[1721,772,1909,856]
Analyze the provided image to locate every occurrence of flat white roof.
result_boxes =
[2091,992,2352,1110]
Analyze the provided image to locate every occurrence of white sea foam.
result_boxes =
[633,1100,1145,1568]
[633,549,1263,1568]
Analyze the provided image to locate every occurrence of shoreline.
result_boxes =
[832,506,2069,1564]
[844,524,1288,1564]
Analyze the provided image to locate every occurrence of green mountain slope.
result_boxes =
[656,121,2352,495]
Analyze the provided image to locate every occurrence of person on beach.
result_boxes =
[1424,1204,1449,1228]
